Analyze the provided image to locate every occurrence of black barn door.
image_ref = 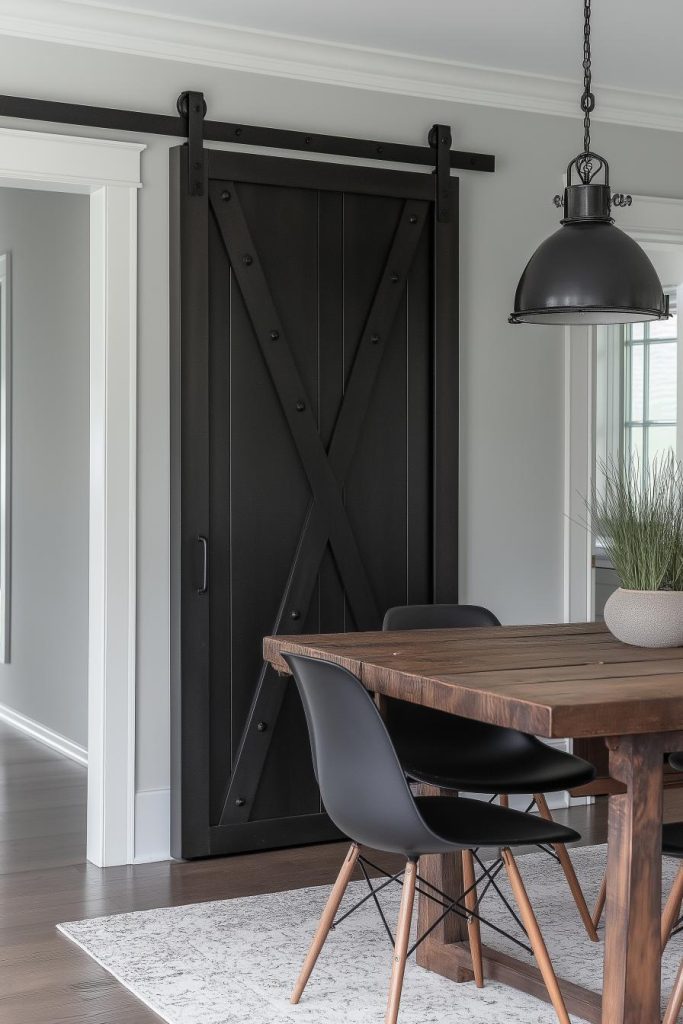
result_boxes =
[170,146,459,858]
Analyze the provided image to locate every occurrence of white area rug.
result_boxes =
[58,844,681,1024]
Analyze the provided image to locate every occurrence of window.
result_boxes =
[623,290,678,481]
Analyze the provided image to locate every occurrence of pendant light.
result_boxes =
[509,0,669,326]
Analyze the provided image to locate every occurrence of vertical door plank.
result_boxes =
[432,177,459,602]
[317,190,345,636]
[170,145,211,859]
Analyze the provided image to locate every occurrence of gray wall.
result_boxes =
[1,35,683,850]
[0,187,89,749]
[595,565,620,620]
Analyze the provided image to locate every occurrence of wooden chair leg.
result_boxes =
[662,865,683,951]
[291,843,360,1004]
[502,848,571,1024]
[592,871,607,930]
[499,794,509,808]
[533,792,599,942]
[385,860,417,1024]
[461,849,484,988]
[664,960,683,1024]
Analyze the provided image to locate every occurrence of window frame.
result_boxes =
[622,292,678,484]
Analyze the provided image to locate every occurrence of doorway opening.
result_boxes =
[0,127,142,866]
[0,185,89,863]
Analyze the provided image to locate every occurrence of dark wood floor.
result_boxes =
[3,720,683,1024]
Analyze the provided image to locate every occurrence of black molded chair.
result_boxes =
[382,603,598,942]
[286,652,577,1024]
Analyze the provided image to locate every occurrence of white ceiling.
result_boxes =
[72,0,683,98]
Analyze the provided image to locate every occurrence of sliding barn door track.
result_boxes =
[0,91,495,215]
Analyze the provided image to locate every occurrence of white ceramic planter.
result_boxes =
[604,588,683,648]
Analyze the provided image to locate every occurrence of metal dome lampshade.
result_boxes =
[510,0,669,327]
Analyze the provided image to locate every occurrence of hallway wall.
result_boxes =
[0,187,89,752]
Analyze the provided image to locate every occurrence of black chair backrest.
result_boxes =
[383,603,500,631]
[284,652,434,855]
[381,604,502,742]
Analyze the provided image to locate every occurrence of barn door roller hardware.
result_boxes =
[429,123,452,222]
[0,90,495,205]
[177,91,206,197]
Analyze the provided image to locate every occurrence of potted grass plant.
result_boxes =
[588,450,683,647]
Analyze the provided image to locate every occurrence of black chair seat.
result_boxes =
[670,752,683,773]
[391,706,596,794]
[663,822,683,858]
[415,795,579,851]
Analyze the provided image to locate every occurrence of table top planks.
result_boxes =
[263,622,683,739]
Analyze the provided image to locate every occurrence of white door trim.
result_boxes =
[0,126,144,865]
[563,192,683,623]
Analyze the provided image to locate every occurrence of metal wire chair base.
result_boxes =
[331,851,533,958]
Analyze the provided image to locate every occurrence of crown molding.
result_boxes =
[618,193,683,250]
[1,0,683,134]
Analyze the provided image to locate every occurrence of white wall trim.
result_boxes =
[87,182,139,868]
[133,788,171,864]
[3,0,683,134]
[0,126,144,866]
[0,700,87,766]
[0,128,144,192]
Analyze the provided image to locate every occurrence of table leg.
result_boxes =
[411,783,601,1020]
[603,734,663,1024]
[415,785,472,982]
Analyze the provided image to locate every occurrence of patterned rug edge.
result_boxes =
[57,923,175,1024]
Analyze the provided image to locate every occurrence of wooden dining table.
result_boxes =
[263,620,683,1024]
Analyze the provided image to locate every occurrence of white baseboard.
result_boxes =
[134,787,170,864]
[0,704,170,865]
[0,700,87,766]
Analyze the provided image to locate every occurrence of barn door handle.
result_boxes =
[197,535,208,594]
